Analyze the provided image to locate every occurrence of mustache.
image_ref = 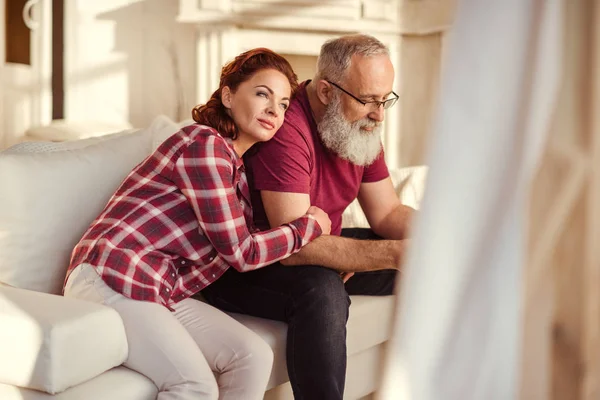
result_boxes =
[353,118,381,132]
[355,119,380,130]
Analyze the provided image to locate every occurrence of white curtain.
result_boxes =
[379,1,563,399]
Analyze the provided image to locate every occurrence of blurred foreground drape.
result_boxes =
[522,1,600,400]
[378,1,565,399]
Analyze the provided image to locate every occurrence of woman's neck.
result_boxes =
[232,136,254,158]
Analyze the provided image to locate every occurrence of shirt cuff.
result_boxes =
[287,214,323,247]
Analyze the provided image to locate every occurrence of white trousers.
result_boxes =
[64,264,273,400]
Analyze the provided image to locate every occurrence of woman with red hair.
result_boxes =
[63,48,330,399]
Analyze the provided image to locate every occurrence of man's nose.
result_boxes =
[369,105,385,122]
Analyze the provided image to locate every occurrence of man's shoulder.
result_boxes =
[275,100,313,147]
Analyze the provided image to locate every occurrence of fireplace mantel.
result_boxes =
[177,0,401,34]
[176,0,403,98]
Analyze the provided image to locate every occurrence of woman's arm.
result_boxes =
[171,135,323,272]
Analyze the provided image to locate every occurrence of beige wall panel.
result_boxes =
[398,34,442,167]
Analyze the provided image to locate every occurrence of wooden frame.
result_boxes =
[522,1,600,399]
[52,0,64,120]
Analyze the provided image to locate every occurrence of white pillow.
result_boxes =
[150,115,188,151]
[341,165,429,229]
[0,129,153,294]
[390,165,429,210]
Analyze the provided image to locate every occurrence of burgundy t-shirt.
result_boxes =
[245,80,390,236]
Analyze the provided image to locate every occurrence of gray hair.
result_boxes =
[315,34,389,83]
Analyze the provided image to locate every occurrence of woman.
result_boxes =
[63,48,330,400]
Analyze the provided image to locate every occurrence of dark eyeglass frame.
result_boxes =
[326,80,399,110]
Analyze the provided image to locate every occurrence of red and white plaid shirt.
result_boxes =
[67,124,321,309]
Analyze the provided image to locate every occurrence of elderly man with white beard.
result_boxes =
[200,34,414,400]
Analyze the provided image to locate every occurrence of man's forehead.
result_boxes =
[345,54,395,95]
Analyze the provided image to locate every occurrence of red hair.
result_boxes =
[192,48,299,139]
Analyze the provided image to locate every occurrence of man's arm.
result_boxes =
[260,190,405,272]
[357,177,415,240]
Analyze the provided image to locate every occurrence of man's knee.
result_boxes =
[292,266,350,321]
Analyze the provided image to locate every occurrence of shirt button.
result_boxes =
[208,256,214,262]
[211,273,216,278]
[180,260,186,265]
[165,288,170,292]
[171,272,175,278]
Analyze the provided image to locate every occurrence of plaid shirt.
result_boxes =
[67,124,322,309]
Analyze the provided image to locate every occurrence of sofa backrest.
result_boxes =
[0,116,179,294]
[0,112,428,294]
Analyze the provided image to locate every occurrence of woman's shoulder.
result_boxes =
[179,123,235,157]
[179,123,219,138]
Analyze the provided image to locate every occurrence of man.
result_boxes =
[201,34,414,399]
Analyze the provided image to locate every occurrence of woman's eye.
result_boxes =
[280,103,289,111]
[257,91,268,98]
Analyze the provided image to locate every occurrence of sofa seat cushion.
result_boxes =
[0,285,128,394]
[0,366,157,400]
[229,294,396,389]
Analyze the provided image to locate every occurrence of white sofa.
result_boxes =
[0,116,427,400]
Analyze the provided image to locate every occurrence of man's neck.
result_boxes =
[306,80,326,125]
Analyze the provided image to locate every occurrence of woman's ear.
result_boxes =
[315,80,333,105]
[221,86,232,109]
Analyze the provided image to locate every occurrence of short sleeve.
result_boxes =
[246,120,312,194]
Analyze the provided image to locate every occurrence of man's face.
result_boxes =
[338,54,395,126]
[317,54,395,166]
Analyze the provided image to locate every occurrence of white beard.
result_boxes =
[317,94,383,166]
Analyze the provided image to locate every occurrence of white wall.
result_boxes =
[1,0,52,149]
[64,0,197,128]
[280,53,317,82]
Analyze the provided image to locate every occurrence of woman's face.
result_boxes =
[222,68,292,150]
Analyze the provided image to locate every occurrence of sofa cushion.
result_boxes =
[0,285,128,394]
[229,294,396,389]
[24,120,133,142]
[0,366,157,400]
[0,129,153,294]
[342,165,428,229]
[150,115,192,151]
[2,129,138,154]
[0,114,182,294]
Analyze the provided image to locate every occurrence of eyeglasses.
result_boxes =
[326,80,399,110]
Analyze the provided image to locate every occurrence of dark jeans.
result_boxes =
[200,228,398,400]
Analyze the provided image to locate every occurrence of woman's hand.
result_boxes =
[306,206,331,235]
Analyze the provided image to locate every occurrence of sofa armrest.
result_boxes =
[0,285,128,394]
